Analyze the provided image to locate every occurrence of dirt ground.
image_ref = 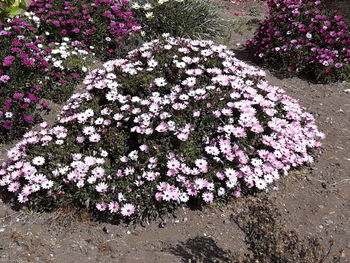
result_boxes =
[0,1,349,262]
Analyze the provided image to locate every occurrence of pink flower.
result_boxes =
[96,202,107,211]
[108,201,120,213]
[177,133,188,141]
[121,203,135,216]
[89,133,101,142]
[202,192,214,203]
[155,122,168,132]
[8,182,20,192]
[96,182,108,193]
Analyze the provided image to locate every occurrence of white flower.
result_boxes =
[143,3,152,10]
[148,59,158,67]
[96,182,108,193]
[154,77,167,87]
[128,150,139,160]
[179,193,189,202]
[255,179,267,190]
[306,32,312,39]
[32,156,45,166]
[5,112,13,118]
[132,3,140,9]
[251,158,263,167]
[41,180,54,189]
[31,184,41,192]
[145,12,154,19]
[217,187,225,196]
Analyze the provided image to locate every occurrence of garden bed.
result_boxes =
[0,0,349,262]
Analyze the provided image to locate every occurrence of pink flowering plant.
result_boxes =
[28,0,141,59]
[246,0,350,82]
[0,35,324,222]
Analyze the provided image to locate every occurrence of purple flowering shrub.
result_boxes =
[0,36,324,222]
[0,16,49,139]
[246,0,350,82]
[0,13,93,141]
[28,0,141,59]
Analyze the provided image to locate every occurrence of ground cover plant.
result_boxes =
[0,12,94,142]
[0,13,50,140]
[130,0,225,40]
[0,35,324,223]
[28,0,141,59]
[246,0,350,82]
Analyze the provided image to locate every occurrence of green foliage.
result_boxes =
[131,0,225,40]
[0,0,26,21]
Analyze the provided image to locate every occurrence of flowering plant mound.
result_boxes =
[0,13,93,141]
[246,0,350,83]
[28,0,141,59]
[0,36,324,222]
[130,0,224,40]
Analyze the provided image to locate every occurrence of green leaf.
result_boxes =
[19,0,27,9]
[8,6,24,18]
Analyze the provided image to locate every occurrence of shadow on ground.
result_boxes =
[166,236,232,263]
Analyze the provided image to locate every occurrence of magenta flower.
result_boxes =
[23,116,34,123]
[13,93,23,99]
[2,120,12,129]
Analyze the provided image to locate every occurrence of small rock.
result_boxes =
[182,217,188,222]
[223,219,230,224]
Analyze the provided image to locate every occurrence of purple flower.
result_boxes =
[2,120,12,129]
[23,115,34,123]
[13,93,23,99]
[27,93,39,102]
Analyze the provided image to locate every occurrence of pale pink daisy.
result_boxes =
[202,192,214,203]
[108,201,120,213]
[121,203,135,216]
[96,182,108,193]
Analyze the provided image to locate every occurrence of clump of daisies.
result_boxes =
[42,36,96,102]
[28,0,141,59]
[0,35,324,222]
[246,0,350,82]
[130,0,225,40]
